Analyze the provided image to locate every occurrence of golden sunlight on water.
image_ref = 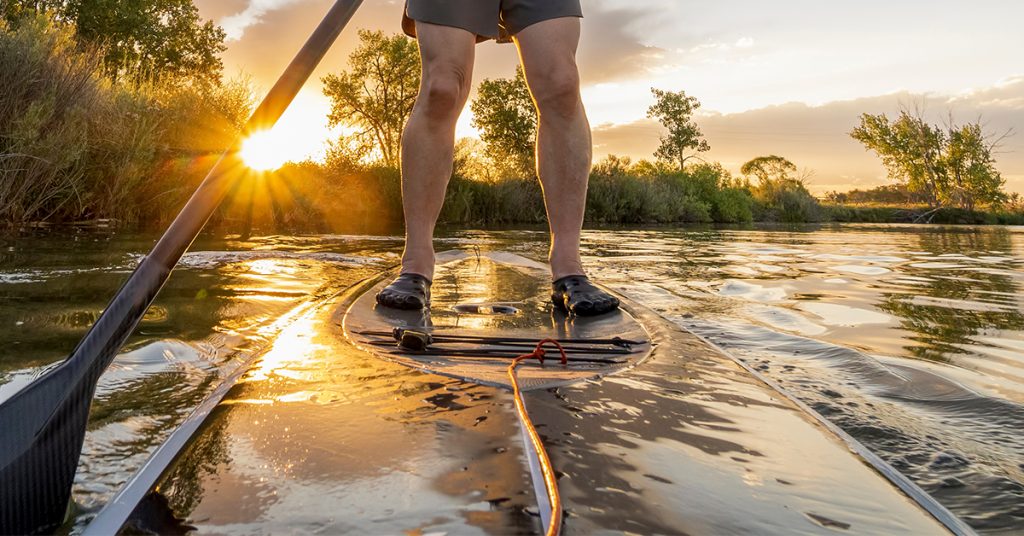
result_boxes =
[248,301,326,384]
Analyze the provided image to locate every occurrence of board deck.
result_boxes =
[343,250,653,391]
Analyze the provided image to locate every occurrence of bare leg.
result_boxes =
[377,22,474,310]
[513,18,590,281]
[516,18,618,315]
[400,22,476,280]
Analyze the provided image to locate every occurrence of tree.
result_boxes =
[647,88,710,171]
[851,109,1007,210]
[469,66,537,177]
[740,155,797,185]
[453,137,499,182]
[741,156,820,222]
[322,30,419,168]
[3,0,226,83]
[943,121,1006,211]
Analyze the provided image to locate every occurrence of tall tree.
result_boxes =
[647,88,710,171]
[3,0,226,83]
[469,66,537,177]
[322,30,420,168]
[851,110,1007,210]
[740,155,797,185]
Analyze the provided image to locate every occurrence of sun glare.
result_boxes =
[238,90,337,172]
[240,130,290,171]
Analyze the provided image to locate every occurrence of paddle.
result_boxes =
[0,1,363,533]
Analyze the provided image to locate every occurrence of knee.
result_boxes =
[418,68,469,120]
[531,68,581,120]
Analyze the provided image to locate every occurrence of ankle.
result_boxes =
[401,246,436,280]
[549,252,585,281]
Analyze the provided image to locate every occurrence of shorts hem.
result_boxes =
[403,6,498,42]
[504,13,582,38]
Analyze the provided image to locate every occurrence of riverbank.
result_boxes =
[4,156,1023,233]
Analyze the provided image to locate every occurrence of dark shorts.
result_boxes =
[402,0,583,43]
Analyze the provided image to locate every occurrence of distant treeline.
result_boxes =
[225,152,1023,235]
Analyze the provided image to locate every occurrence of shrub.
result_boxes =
[0,14,251,228]
[751,178,822,223]
[0,15,100,223]
[713,187,754,223]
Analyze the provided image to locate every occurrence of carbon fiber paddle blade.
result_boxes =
[0,361,89,534]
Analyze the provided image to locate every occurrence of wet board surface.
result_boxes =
[342,250,653,391]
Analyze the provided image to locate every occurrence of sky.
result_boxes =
[195,0,1024,194]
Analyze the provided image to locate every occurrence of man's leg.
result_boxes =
[514,18,588,280]
[401,22,476,279]
[377,22,476,309]
[514,17,618,315]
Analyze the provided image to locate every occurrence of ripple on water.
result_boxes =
[718,280,788,302]
[909,296,1019,313]
[910,262,970,269]
[796,302,893,327]
[833,264,892,276]
[743,304,827,336]
[813,253,908,264]
[177,250,383,270]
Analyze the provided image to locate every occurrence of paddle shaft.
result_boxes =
[0,2,362,533]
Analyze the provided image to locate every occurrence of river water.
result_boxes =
[1,224,1022,532]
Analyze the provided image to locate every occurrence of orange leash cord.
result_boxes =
[507,339,568,536]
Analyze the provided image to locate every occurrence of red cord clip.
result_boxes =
[517,339,568,367]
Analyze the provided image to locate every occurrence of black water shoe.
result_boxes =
[376,273,431,310]
[551,275,620,316]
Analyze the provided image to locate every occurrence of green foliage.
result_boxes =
[712,187,754,223]
[741,156,821,222]
[587,156,718,223]
[0,15,96,223]
[453,138,501,182]
[469,66,537,178]
[646,88,710,171]
[824,205,905,223]
[322,30,420,168]
[943,121,1006,210]
[851,109,1007,211]
[442,175,545,224]
[740,155,797,185]
[824,183,927,205]
[4,0,226,83]
[0,14,251,226]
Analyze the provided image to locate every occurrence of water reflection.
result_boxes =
[877,230,1024,364]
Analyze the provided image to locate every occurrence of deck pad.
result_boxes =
[342,251,652,391]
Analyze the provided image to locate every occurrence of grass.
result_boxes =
[0,14,251,228]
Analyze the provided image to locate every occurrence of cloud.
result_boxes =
[577,3,666,84]
[593,78,1024,194]
[220,0,306,41]
[194,0,406,92]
